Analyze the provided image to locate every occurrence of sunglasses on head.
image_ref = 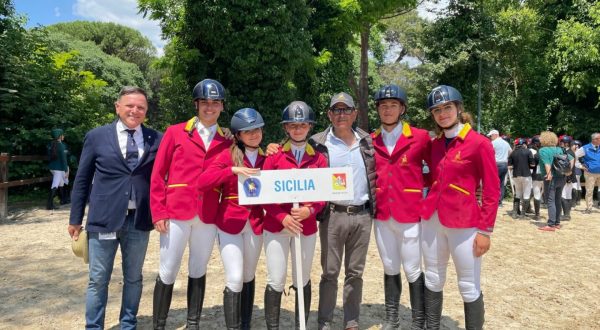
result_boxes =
[329,107,355,115]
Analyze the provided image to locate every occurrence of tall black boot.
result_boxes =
[382,274,401,330]
[524,197,533,214]
[224,287,242,330]
[187,276,206,330]
[408,273,426,330]
[46,188,58,210]
[512,198,521,219]
[572,189,578,207]
[561,198,571,220]
[464,293,485,330]
[153,276,174,330]
[576,190,581,206]
[264,284,282,330]
[294,281,312,330]
[521,198,530,217]
[533,199,541,220]
[58,186,71,205]
[241,279,255,330]
[424,287,443,330]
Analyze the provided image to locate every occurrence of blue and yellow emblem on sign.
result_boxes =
[243,177,261,197]
[332,173,347,191]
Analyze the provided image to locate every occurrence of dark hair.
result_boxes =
[49,141,59,160]
[117,86,148,101]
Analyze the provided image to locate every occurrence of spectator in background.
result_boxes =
[572,140,583,207]
[487,129,512,206]
[47,128,68,210]
[508,138,534,218]
[559,136,576,220]
[529,136,544,220]
[575,133,600,214]
[537,131,573,231]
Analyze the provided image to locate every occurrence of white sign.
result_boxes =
[237,167,354,205]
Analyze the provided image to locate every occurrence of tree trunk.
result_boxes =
[358,22,370,131]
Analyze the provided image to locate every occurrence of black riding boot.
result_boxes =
[241,279,255,330]
[294,281,312,330]
[522,198,532,214]
[58,186,70,205]
[224,287,242,330]
[382,274,401,329]
[561,198,572,220]
[187,276,206,329]
[572,189,579,207]
[464,293,485,330]
[512,198,521,218]
[153,276,174,330]
[534,199,541,219]
[408,273,426,329]
[424,287,443,330]
[46,188,58,210]
[264,284,282,330]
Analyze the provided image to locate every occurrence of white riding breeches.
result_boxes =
[421,211,482,303]
[264,230,316,292]
[50,170,66,189]
[562,182,573,199]
[374,219,422,283]
[532,180,543,200]
[513,176,532,199]
[218,221,263,292]
[158,216,217,285]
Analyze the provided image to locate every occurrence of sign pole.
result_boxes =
[293,201,306,330]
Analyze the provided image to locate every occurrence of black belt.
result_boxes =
[127,209,136,215]
[330,202,369,215]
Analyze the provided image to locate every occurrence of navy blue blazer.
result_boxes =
[69,121,163,232]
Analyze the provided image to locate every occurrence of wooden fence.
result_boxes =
[0,153,51,220]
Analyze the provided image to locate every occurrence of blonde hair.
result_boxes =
[230,136,246,167]
[540,131,558,147]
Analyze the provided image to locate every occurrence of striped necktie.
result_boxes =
[295,150,302,164]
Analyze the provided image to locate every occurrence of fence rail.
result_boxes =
[0,153,51,220]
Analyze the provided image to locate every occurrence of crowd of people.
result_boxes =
[60,78,594,330]
[491,129,600,231]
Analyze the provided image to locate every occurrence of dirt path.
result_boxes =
[1,203,599,329]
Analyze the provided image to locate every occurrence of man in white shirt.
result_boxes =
[487,129,512,205]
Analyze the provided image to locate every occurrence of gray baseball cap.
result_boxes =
[329,92,355,108]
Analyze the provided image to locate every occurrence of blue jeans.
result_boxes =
[497,162,508,204]
[547,176,566,227]
[85,212,150,329]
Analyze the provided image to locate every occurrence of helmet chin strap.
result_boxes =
[441,114,461,138]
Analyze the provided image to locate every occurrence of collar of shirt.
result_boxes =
[116,120,144,158]
[290,143,306,163]
[117,120,141,134]
[326,128,361,149]
[196,121,217,139]
[381,122,403,149]
[325,128,369,205]
[245,149,259,167]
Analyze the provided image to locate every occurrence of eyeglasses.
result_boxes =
[330,107,355,115]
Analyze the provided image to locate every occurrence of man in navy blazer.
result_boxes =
[68,86,162,329]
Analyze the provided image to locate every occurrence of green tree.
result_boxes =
[140,0,314,142]
[46,21,156,72]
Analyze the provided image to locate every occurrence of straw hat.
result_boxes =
[71,230,89,264]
